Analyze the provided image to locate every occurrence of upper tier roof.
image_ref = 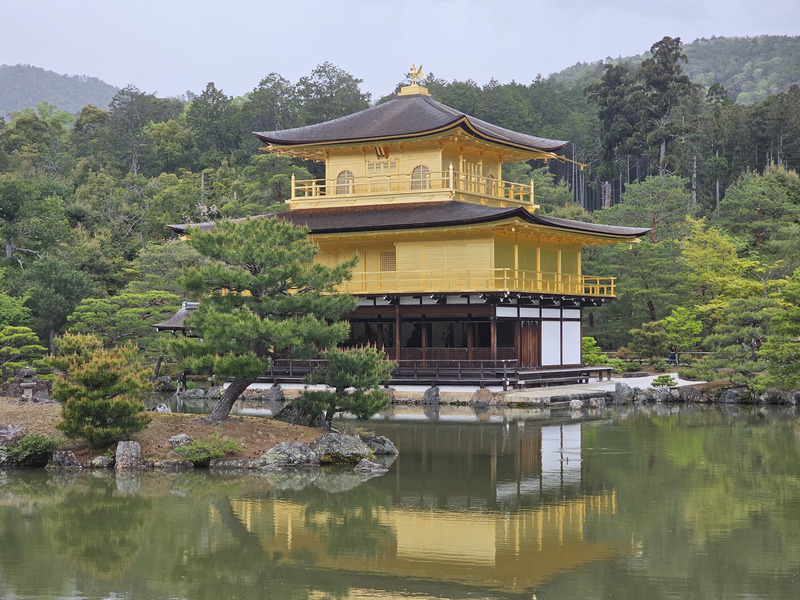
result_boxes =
[254,92,568,154]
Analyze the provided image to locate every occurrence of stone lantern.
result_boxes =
[18,367,36,400]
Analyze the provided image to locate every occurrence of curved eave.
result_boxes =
[255,119,568,162]
[284,204,651,243]
[169,205,650,244]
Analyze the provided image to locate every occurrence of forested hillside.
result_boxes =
[1,39,799,393]
[551,35,800,105]
[0,64,118,117]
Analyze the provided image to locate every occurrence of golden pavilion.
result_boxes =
[169,70,649,388]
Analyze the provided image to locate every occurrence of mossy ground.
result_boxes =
[1,398,321,464]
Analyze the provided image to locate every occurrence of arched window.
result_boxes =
[335,170,354,195]
[485,173,495,196]
[411,165,430,190]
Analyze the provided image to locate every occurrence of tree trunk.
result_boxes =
[205,377,255,423]
[324,402,337,430]
[49,327,56,356]
[152,356,163,380]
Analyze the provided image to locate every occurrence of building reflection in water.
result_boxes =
[223,417,621,595]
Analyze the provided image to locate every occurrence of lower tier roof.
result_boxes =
[169,202,650,240]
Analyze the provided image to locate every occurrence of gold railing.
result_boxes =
[337,268,615,297]
[292,167,535,205]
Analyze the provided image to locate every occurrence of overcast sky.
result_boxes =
[3,0,799,100]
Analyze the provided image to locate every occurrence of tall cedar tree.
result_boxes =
[171,217,357,422]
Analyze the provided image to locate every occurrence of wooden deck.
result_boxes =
[256,359,613,391]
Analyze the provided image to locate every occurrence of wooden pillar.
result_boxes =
[394,306,401,361]
[557,246,563,292]
[490,317,497,361]
[421,317,428,365]
[376,320,384,350]
[536,246,542,291]
[467,321,474,364]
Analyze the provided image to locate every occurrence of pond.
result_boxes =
[1,404,799,599]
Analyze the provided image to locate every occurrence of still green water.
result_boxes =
[1,405,799,599]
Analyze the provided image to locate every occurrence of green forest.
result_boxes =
[1,36,799,393]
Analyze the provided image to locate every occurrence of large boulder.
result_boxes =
[612,383,635,405]
[470,387,494,407]
[178,388,207,401]
[360,434,398,455]
[422,386,440,404]
[0,424,24,446]
[264,384,285,402]
[115,441,143,471]
[49,451,82,470]
[589,396,606,409]
[206,386,224,400]
[153,376,175,392]
[309,433,371,464]
[273,400,325,428]
[718,388,749,404]
[756,389,800,405]
[651,387,672,403]
[169,434,193,449]
[677,386,704,403]
[89,455,113,469]
[260,441,320,470]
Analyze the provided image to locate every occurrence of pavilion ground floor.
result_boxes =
[265,293,613,390]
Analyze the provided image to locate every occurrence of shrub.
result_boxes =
[582,337,607,365]
[613,347,636,361]
[174,434,243,467]
[7,433,62,467]
[650,360,669,373]
[606,358,628,374]
[305,346,394,429]
[651,374,677,388]
[52,334,151,449]
[678,365,715,381]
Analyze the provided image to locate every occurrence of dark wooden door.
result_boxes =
[519,321,539,368]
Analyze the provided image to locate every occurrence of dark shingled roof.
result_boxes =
[254,93,568,153]
[169,203,650,239]
[153,302,198,331]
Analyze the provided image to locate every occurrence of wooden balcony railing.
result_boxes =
[291,166,535,206]
[337,268,615,297]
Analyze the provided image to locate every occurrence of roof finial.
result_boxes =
[399,63,431,97]
[407,63,427,85]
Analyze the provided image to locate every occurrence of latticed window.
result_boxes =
[335,170,354,195]
[411,165,430,190]
[367,159,398,176]
[380,251,397,272]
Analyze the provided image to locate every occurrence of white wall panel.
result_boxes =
[541,320,561,366]
[562,321,582,364]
